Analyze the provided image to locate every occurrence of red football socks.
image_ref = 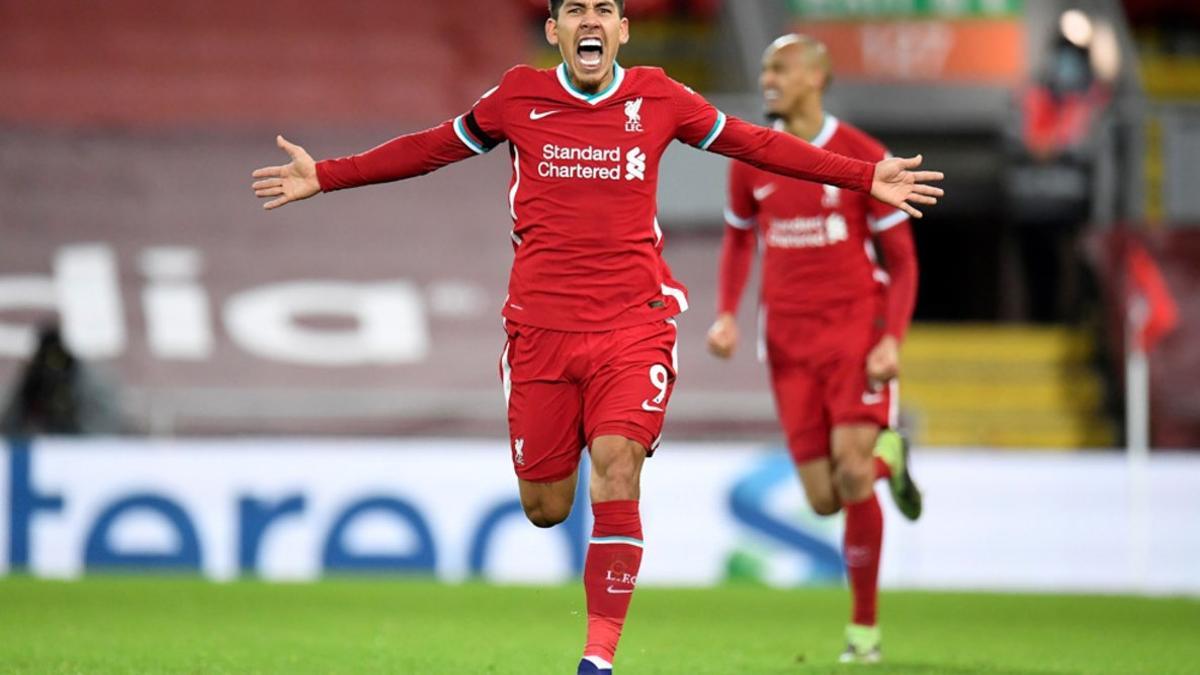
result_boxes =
[582,500,643,664]
[873,456,892,481]
[843,493,883,626]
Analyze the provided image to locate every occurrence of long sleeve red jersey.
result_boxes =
[317,64,875,332]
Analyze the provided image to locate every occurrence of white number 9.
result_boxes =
[649,364,669,405]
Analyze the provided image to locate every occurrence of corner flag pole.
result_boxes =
[1125,293,1151,460]
[1125,291,1150,592]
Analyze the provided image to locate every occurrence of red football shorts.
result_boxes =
[499,318,678,483]
[762,294,898,465]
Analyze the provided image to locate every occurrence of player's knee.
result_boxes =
[522,500,572,528]
[833,462,873,501]
[808,494,841,516]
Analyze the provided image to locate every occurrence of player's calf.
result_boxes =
[579,435,648,670]
[831,424,885,657]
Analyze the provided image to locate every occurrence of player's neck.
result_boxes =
[565,64,616,95]
[783,100,826,143]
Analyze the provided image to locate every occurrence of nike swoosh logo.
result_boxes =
[529,109,560,120]
[606,586,634,594]
[862,392,884,405]
[753,184,776,201]
[641,400,664,413]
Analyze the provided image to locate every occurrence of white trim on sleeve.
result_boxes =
[699,111,727,150]
[724,207,755,230]
[869,209,909,233]
[453,115,486,155]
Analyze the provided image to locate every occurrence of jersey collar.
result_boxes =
[773,113,839,148]
[810,114,839,148]
[556,62,626,105]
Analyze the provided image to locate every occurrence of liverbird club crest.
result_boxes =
[624,97,644,133]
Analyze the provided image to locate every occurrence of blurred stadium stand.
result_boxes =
[902,324,1114,448]
[0,0,1196,449]
[0,0,526,127]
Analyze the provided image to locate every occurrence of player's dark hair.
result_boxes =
[549,0,625,19]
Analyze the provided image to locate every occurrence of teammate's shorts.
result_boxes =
[762,294,898,465]
[499,318,679,483]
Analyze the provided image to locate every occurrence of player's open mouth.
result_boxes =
[764,89,781,103]
[576,37,604,70]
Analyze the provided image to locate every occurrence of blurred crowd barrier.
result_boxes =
[2,438,1198,593]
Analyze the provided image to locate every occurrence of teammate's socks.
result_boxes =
[583,500,643,665]
[873,456,892,481]
[843,493,883,626]
[872,431,896,481]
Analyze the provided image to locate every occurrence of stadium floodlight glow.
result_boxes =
[1060,9,1094,48]
[1090,21,1122,82]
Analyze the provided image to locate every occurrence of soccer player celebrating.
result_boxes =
[706,34,925,664]
[252,5,942,673]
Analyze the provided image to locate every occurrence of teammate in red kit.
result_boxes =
[707,34,925,664]
[252,4,942,672]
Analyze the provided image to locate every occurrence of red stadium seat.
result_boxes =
[0,0,527,127]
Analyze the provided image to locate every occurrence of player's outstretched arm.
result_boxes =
[251,135,320,211]
[692,111,947,217]
[871,155,945,219]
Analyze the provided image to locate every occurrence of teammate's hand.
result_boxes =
[707,313,739,359]
[871,155,944,219]
[251,135,321,210]
[866,334,900,387]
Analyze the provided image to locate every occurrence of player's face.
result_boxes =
[546,0,629,93]
[760,45,822,117]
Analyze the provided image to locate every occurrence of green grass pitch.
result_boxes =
[1,578,1197,674]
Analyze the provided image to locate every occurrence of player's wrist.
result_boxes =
[866,164,878,193]
[314,159,332,193]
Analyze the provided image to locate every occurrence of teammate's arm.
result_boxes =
[877,222,918,344]
[866,221,918,385]
[708,162,758,359]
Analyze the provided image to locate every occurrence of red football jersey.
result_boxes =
[317,65,876,332]
[725,116,909,315]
